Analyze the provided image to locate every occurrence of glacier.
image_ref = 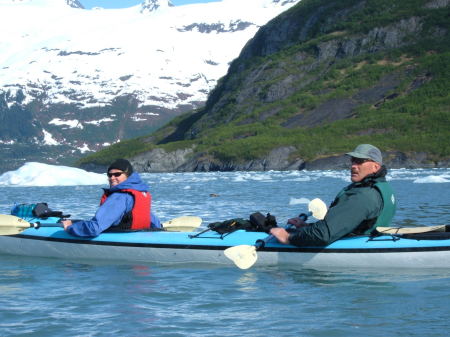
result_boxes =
[0,0,300,110]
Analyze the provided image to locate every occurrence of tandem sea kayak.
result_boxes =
[1,216,450,269]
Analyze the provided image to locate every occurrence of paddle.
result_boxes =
[0,214,203,235]
[376,225,448,234]
[224,198,328,269]
[0,214,44,235]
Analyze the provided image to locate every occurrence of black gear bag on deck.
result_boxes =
[11,203,70,219]
[208,212,277,234]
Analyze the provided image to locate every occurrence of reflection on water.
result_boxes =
[1,255,450,337]
[283,266,450,284]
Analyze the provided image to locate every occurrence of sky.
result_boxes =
[80,0,221,9]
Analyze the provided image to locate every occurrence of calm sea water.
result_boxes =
[0,168,449,336]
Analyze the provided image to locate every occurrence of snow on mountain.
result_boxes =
[141,0,174,13]
[0,0,300,172]
[68,0,84,8]
[0,0,299,110]
[0,0,83,8]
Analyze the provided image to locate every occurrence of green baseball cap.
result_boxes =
[346,144,382,164]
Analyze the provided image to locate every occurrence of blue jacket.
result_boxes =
[67,172,161,237]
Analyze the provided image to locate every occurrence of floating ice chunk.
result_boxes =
[0,162,106,186]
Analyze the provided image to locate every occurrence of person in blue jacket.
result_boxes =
[62,159,161,237]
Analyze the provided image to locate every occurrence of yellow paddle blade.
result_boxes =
[0,214,31,235]
[308,198,327,220]
[162,216,202,232]
[224,245,258,269]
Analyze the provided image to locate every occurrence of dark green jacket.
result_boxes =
[288,166,395,247]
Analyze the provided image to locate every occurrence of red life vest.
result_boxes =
[100,188,151,231]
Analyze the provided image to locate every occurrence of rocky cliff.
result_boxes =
[80,0,450,172]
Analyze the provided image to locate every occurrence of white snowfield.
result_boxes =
[0,0,300,110]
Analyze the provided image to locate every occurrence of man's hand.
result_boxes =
[270,227,290,244]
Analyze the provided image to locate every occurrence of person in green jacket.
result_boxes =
[271,144,396,247]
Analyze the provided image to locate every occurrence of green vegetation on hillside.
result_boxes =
[79,0,450,168]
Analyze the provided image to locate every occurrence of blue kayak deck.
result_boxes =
[14,227,450,253]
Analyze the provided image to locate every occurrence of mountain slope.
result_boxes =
[0,0,299,172]
[80,0,450,172]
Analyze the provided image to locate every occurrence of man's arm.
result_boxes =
[281,188,382,246]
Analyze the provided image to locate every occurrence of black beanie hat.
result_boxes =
[108,159,133,176]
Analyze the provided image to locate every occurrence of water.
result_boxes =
[0,168,449,336]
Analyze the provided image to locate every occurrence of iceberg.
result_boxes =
[0,162,106,187]
[289,197,310,205]
[413,175,450,184]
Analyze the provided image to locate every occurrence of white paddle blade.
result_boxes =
[0,214,31,229]
[0,227,27,235]
[376,225,446,234]
[0,214,31,235]
[162,216,202,232]
[308,198,327,220]
[224,245,258,269]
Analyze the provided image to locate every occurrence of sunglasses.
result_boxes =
[351,157,372,165]
[107,171,125,178]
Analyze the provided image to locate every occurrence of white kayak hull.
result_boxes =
[1,227,450,269]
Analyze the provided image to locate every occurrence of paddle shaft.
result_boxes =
[189,219,241,238]
[0,214,198,236]
[34,222,63,229]
[22,221,63,230]
[33,218,81,230]
[189,226,211,238]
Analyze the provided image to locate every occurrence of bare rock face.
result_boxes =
[131,148,194,173]
[130,146,304,172]
[424,0,450,9]
[129,145,444,172]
